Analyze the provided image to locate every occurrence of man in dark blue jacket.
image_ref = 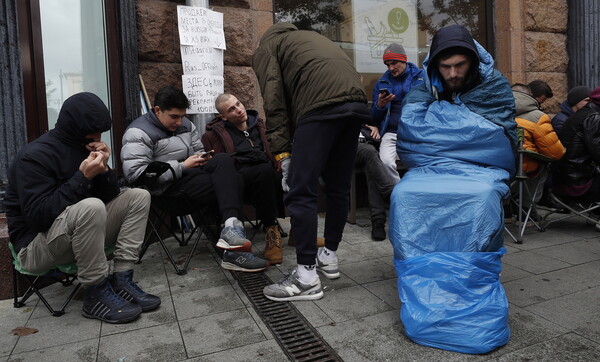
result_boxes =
[371,43,425,184]
[551,85,591,135]
[5,92,160,324]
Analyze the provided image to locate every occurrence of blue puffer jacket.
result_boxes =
[371,63,425,135]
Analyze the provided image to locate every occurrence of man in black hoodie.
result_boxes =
[5,92,160,323]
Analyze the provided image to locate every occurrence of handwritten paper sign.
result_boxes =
[180,45,223,75]
[182,74,224,114]
[177,6,226,49]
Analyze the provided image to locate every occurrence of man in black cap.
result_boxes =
[552,85,592,134]
[371,43,425,186]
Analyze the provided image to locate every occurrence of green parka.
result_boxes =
[252,23,368,154]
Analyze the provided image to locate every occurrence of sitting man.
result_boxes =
[121,86,267,272]
[4,92,160,324]
[371,43,425,184]
[554,87,600,206]
[528,79,553,106]
[355,124,396,241]
[389,24,516,352]
[202,93,283,264]
[511,83,565,211]
[552,86,591,134]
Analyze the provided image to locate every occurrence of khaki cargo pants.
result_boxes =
[17,188,151,286]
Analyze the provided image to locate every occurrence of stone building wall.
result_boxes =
[496,0,568,115]
[136,0,272,113]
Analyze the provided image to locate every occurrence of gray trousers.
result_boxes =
[17,188,151,286]
[355,142,395,222]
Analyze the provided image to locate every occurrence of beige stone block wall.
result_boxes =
[496,0,569,115]
[136,0,271,112]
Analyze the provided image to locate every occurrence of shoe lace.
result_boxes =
[278,269,298,286]
[100,282,126,306]
[265,228,280,249]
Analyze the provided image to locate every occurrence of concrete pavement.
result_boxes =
[2,208,600,361]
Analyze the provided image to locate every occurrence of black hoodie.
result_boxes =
[427,24,482,101]
[5,92,119,252]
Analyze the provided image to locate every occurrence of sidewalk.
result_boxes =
[2,208,600,361]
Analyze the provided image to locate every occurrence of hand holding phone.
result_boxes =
[199,150,215,159]
[379,88,390,96]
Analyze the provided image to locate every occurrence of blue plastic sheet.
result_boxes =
[395,249,510,354]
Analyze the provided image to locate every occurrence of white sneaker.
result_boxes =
[316,248,340,279]
[263,268,323,302]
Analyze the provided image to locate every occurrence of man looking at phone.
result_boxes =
[202,93,284,265]
[372,43,425,184]
[122,86,268,272]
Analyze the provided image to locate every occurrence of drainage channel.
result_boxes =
[231,271,343,362]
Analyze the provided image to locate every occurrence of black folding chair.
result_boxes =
[135,162,219,275]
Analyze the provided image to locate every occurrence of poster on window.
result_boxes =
[177,6,226,49]
[352,0,418,73]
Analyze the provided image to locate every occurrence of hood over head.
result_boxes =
[259,23,297,45]
[54,92,112,145]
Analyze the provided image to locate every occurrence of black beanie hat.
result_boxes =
[567,86,591,107]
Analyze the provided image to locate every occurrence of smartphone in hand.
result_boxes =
[379,88,390,96]
[199,150,215,159]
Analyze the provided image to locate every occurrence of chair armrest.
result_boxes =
[520,149,554,163]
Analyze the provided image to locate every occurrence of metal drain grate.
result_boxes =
[232,271,343,362]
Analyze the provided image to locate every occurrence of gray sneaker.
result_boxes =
[263,268,323,302]
[316,248,340,279]
[221,251,268,272]
[216,220,252,252]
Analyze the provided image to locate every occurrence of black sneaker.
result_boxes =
[109,270,161,312]
[221,251,268,272]
[371,220,386,241]
[82,278,142,323]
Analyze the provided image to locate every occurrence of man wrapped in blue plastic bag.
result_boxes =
[389,25,517,353]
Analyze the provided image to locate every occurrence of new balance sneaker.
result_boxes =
[221,250,268,272]
[216,220,252,252]
[82,278,142,323]
[316,247,340,279]
[109,270,161,312]
[263,268,323,301]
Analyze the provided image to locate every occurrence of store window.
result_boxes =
[17,0,126,168]
[274,0,491,95]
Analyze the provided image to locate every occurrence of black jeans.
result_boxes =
[286,117,362,265]
[166,153,243,222]
[239,163,280,227]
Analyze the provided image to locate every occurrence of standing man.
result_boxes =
[253,23,370,301]
[371,43,425,184]
[203,93,284,264]
[5,92,160,324]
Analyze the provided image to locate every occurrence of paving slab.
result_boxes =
[313,285,393,323]
[98,322,186,362]
[525,286,600,344]
[172,284,245,321]
[179,309,266,358]
[496,332,600,361]
[503,260,600,307]
[503,249,571,274]
[13,309,100,354]
[185,339,288,361]
[8,339,98,362]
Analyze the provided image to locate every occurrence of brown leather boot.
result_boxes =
[264,225,283,264]
[287,228,325,247]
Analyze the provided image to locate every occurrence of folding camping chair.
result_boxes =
[505,127,554,244]
[10,242,114,316]
[540,190,600,229]
[135,161,219,275]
